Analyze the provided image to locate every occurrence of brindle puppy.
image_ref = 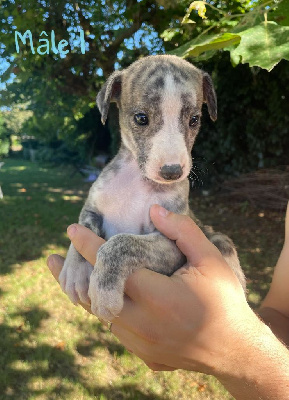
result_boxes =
[59,55,246,321]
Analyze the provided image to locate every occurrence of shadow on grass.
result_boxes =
[0,159,89,276]
[0,306,78,399]
[83,383,170,400]
[77,333,169,399]
[77,325,127,358]
[75,329,172,399]
[0,306,166,400]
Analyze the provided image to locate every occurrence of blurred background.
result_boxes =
[0,1,288,399]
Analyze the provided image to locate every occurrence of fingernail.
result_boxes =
[67,224,77,238]
[157,205,169,218]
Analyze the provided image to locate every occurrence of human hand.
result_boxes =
[47,225,105,314]
[105,204,253,374]
[48,205,289,399]
[48,206,252,374]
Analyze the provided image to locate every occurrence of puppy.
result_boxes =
[59,55,246,321]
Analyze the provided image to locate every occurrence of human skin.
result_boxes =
[47,204,289,400]
[258,202,289,344]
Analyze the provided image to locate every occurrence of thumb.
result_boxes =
[67,224,106,265]
[150,204,225,269]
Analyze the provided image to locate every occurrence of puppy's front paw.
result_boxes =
[87,236,135,321]
[59,256,93,305]
[88,270,124,321]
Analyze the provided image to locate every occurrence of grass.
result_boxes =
[0,158,285,400]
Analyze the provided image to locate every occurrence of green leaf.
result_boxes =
[184,18,196,24]
[230,21,289,71]
[232,8,265,34]
[161,28,180,42]
[269,0,289,26]
[191,1,207,19]
[169,32,241,58]
[182,1,207,24]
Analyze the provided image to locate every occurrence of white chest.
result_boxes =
[89,161,173,239]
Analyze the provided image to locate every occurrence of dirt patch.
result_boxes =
[190,188,286,308]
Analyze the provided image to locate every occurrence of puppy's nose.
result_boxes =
[159,164,183,181]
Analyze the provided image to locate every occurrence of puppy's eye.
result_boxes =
[189,115,199,127]
[134,113,149,126]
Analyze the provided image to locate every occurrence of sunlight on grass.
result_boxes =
[62,195,83,201]
[10,183,23,187]
[8,165,28,171]
[10,360,32,372]
[45,196,57,202]
[247,291,262,306]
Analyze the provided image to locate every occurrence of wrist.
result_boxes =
[214,308,289,399]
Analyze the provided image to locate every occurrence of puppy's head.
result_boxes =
[97,55,217,184]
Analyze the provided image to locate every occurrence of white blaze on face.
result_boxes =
[146,74,196,183]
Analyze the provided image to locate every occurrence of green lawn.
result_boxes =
[0,158,285,400]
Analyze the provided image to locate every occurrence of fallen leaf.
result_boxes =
[55,341,66,351]
[16,324,24,332]
[198,384,206,392]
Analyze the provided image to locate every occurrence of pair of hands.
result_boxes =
[47,204,289,399]
[48,205,252,372]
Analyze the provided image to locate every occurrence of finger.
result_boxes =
[67,224,106,265]
[47,254,64,281]
[150,204,224,268]
[111,291,152,334]
[113,323,176,371]
[124,268,174,304]
[47,253,94,315]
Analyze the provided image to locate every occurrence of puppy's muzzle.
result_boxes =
[159,164,183,181]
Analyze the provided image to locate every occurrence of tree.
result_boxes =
[0,1,288,174]
[169,0,289,71]
[0,0,250,160]
[0,105,32,156]
[168,0,289,175]
[0,115,9,157]
[0,0,186,158]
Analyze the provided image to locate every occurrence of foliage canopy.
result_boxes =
[0,0,288,175]
[170,0,289,71]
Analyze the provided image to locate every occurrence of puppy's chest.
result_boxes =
[91,167,168,239]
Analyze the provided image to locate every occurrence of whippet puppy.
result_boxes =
[59,55,246,321]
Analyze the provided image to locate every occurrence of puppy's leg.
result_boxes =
[190,211,246,290]
[59,243,93,304]
[204,229,246,291]
[88,232,186,321]
[59,208,103,305]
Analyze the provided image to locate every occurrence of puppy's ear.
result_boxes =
[203,73,217,121]
[96,70,122,125]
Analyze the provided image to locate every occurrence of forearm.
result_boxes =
[216,312,289,400]
[257,229,289,346]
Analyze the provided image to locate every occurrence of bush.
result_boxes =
[0,138,10,157]
[36,140,86,168]
[194,56,289,178]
